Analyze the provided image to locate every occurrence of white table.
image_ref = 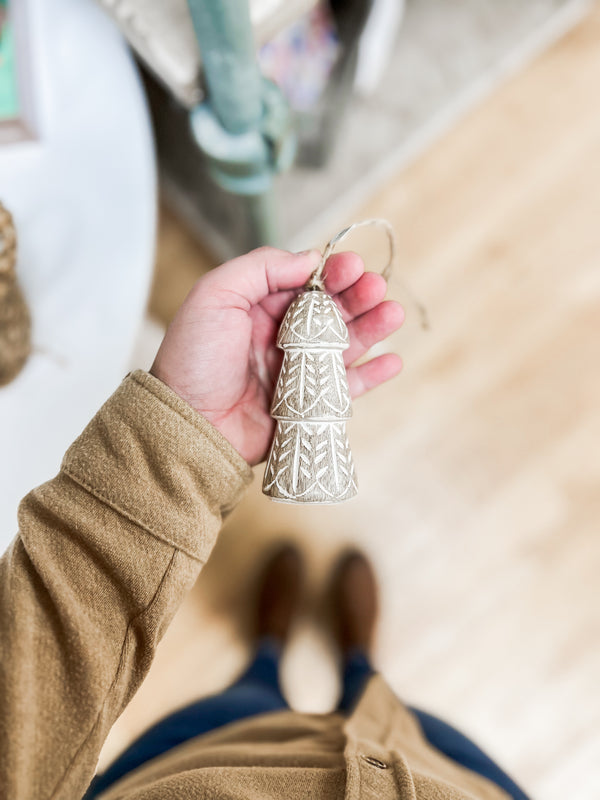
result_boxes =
[0,0,156,550]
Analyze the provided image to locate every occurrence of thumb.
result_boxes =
[205,247,322,307]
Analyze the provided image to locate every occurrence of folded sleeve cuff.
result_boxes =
[61,370,253,562]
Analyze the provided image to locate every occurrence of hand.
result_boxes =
[151,247,404,465]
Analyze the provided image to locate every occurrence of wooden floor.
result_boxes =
[102,8,600,799]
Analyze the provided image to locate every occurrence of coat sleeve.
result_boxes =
[0,370,253,800]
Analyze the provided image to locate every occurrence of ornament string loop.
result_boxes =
[306,218,429,330]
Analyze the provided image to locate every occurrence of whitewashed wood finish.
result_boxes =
[264,289,356,503]
[263,420,357,503]
[270,349,352,420]
[276,290,350,350]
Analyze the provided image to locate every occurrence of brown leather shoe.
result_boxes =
[256,544,303,643]
[329,550,378,655]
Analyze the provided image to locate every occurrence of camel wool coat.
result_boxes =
[0,371,511,800]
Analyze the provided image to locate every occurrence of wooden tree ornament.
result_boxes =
[263,219,396,504]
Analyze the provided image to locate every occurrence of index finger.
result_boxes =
[323,252,365,295]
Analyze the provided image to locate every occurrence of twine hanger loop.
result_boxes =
[305,218,429,330]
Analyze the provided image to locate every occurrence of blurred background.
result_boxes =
[1,1,599,798]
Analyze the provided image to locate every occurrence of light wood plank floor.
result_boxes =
[103,8,600,798]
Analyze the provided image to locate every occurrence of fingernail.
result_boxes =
[296,248,321,259]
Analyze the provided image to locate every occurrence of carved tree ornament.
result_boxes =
[263,219,397,504]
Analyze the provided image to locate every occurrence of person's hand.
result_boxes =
[151,247,404,465]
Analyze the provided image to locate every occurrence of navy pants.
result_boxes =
[86,639,529,800]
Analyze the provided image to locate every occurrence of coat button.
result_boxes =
[361,755,388,769]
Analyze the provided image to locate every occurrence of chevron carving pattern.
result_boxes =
[270,349,352,420]
[276,290,349,348]
[263,421,357,503]
[263,288,357,504]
